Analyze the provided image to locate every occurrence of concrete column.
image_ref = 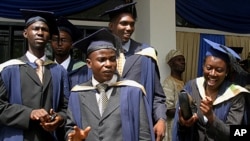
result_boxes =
[134,0,176,82]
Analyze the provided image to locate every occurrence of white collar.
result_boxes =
[92,74,118,87]
[26,51,46,63]
[55,55,71,70]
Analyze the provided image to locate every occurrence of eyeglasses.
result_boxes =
[51,38,72,43]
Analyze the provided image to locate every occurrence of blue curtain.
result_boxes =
[176,0,250,34]
[0,0,106,19]
[197,34,225,76]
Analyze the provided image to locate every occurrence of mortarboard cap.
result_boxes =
[166,49,184,63]
[20,9,58,36]
[204,38,249,75]
[99,2,137,21]
[204,38,241,61]
[56,16,83,42]
[72,28,121,56]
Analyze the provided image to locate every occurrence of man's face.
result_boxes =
[86,49,117,83]
[109,13,135,43]
[169,55,186,73]
[23,21,50,50]
[51,30,73,57]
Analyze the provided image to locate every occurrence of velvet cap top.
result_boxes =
[56,16,83,42]
[204,38,241,62]
[20,9,58,36]
[99,2,137,20]
[72,28,121,56]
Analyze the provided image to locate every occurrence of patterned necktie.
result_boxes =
[35,59,44,83]
[96,83,109,116]
[117,51,126,76]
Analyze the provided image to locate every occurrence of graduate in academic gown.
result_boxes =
[0,9,69,141]
[51,16,92,88]
[100,2,167,140]
[172,38,250,141]
[65,28,155,141]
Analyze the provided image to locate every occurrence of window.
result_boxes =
[0,24,101,63]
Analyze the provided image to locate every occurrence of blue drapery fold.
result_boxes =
[198,34,225,76]
[176,0,250,34]
[0,0,105,19]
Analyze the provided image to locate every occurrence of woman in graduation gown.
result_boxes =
[172,38,250,141]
